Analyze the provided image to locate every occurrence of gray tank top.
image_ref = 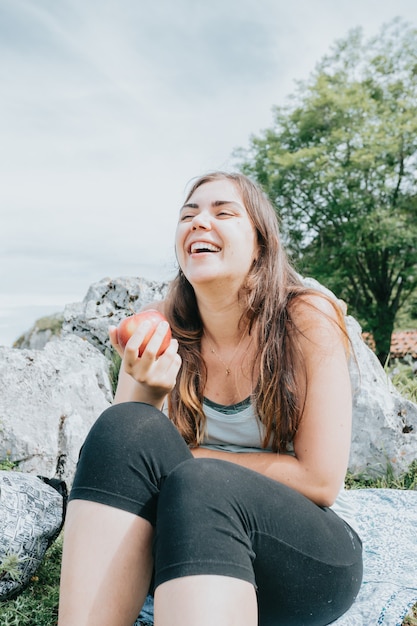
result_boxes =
[201,397,358,533]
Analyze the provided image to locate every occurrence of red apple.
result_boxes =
[116,310,172,357]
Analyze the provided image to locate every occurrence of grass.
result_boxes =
[405,606,417,626]
[0,538,62,625]
[388,357,417,404]
[0,362,416,625]
[345,458,417,491]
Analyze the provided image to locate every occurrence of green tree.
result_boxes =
[238,18,417,363]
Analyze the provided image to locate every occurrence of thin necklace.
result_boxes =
[204,331,251,376]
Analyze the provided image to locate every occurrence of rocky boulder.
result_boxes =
[62,276,169,355]
[346,315,417,477]
[0,335,112,485]
[13,312,65,351]
[302,277,417,478]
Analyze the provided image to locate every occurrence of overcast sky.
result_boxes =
[1,0,417,345]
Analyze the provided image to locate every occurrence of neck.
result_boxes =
[196,293,248,348]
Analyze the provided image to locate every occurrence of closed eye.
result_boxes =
[213,201,241,218]
[179,203,198,221]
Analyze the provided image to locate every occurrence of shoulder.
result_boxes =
[288,291,349,354]
[290,291,345,324]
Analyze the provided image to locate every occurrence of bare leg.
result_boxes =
[58,500,153,626]
[154,575,258,626]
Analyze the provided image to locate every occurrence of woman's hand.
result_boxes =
[109,319,181,410]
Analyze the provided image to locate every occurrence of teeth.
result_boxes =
[191,242,221,253]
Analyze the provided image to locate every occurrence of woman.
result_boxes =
[58,172,363,626]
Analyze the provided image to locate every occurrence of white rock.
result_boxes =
[0,335,112,485]
[13,312,64,351]
[347,315,417,477]
[302,276,417,477]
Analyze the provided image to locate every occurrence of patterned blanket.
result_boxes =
[334,489,417,626]
[136,489,417,626]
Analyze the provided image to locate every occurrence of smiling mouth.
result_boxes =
[190,242,221,254]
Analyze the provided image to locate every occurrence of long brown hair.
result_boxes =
[165,171,345,452]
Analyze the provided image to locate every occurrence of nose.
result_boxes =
[191,211,211,230]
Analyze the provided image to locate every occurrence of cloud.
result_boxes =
[1,0,417,292]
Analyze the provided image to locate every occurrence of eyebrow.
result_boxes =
[180,200,242,210]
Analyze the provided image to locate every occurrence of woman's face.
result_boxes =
[175,179,258,290]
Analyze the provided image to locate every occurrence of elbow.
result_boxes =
[316,493,336,508]
[299,463,346,508]
[310,481,341,508]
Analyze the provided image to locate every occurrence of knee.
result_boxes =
[81,402,170,461]
[72,403,190,509]
[97,401,163,430]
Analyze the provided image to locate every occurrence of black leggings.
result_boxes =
[70,402,363,626]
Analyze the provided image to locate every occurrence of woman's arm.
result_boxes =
[192,295,352,507]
